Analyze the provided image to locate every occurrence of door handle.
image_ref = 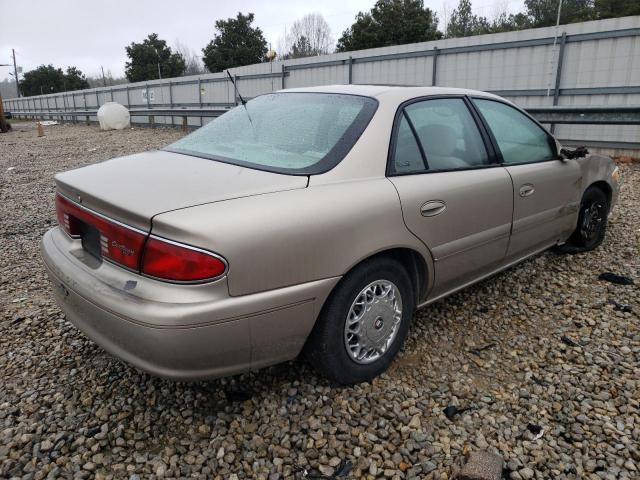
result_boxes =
[519,184,535,197]
[420,200,446,217]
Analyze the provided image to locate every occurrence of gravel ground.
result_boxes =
[1,122,639,480]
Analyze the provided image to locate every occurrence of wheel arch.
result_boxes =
[586,180,612,207]
[303,246,431,382]
[375,247,429,304]
[335,247,432,307]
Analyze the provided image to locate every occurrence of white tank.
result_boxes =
[97,102,130,130]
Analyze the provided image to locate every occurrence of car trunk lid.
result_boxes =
[55,150,308,231]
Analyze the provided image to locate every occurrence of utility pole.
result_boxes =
[546,0,564,97]
[101,65,107,87]
[154,48,162,80]
[12,49,20,97]
[555,0,564,26]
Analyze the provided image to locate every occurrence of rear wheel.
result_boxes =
[560,186,609,253]
[304,256,415,385]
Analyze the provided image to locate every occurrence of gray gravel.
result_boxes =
[1,121,639,480]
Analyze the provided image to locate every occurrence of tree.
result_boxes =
[337,0,442,52]
[20,65,64,96]
[446,0,529,38]
[124,33,186,82]
[19,65,90,97]
[63,67,90,91]
[291,37,313,58]
[490,11,530,33]
[283,13,333,59]
[524,0,594,28]
[202,13,268,73]
[174,40,205,75]
[87,69,128,88]
[594,0,640,19]
[447,0,482,37]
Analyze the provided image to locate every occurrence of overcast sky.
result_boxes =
[0,0,525,81]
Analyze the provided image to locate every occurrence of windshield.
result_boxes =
[165,92,378,175]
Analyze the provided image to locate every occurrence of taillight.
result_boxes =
[55,194,227,282]
[141,236,227,282]
[55,194,146,270]
[56,195,82,237]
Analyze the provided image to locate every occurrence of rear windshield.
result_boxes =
[164,92,378,175]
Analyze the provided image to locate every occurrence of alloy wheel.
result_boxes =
[580,201,605,242]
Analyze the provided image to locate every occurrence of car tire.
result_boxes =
[558,186,609,254]
[304,256,415,385]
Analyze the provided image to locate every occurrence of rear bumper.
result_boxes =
[41,227,339,380]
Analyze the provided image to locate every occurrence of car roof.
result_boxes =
[279,84,504,103]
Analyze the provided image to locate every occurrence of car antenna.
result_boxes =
[226,70,246,106]
[226,70,254,128]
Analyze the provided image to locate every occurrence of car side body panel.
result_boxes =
[151,178,435,297]
[389,168,513,298]
[507,153,619,259]
[504,159,583,260]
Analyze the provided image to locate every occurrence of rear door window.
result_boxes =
[390,98,489,174]
[392,115,426,174]
[406,98,489,171]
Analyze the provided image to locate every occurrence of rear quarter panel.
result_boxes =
[151,178,433,297]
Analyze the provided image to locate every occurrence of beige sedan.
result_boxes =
[41,85,620,384]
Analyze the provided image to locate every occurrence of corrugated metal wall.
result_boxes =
[4,16,639,150]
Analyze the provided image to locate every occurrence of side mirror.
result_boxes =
[560,146,589,160]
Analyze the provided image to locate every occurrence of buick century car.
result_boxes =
[41,85,620,384]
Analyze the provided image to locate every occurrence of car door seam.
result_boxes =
[385,177,436,294]
[503,166,516,243]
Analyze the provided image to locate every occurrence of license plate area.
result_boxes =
[79,220,103,261]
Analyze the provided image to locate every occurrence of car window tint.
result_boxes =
[473,99,555,164]
[404,98,489,171]
[327,104,362,147]
[392,115,425,174]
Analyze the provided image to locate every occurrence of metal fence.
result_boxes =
[4,15,640,154]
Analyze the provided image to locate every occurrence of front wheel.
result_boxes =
[560,186,609,253]
[304,256,415,385]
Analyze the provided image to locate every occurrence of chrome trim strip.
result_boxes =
[61,230,81,240]
[57,193,148,235]
[56,193,229,284]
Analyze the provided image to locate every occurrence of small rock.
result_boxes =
[318,464,335,476]
[519,467,535,480]
[408,414,421,428]
[458,451,503,480]
[40,440,54,451]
